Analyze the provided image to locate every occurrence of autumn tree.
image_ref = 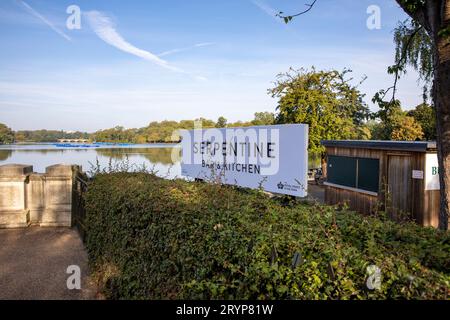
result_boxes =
[372,99,424,140]
[390,112,424,140]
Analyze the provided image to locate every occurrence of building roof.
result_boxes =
[321,140,437,152]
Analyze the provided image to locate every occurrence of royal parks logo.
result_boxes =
[277,181,300,193]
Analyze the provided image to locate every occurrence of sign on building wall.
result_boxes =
[425,153,440,190]
[180,124,308,197]
[412,170,424,180]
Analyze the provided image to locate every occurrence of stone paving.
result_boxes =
[0,227,97,300]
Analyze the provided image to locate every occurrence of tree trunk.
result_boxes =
[434,63,450,230]
[434,9,450,230]
[321,152,327,177]
[398,0,450,230]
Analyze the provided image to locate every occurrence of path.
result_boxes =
[0,227,97,300]
[307,182,325,203]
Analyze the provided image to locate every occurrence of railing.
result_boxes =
[72,173,90,241]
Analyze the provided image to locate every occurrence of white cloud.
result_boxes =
[84,10,181,72]
[16,0,71,41]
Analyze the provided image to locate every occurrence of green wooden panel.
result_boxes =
[357,158,379,193]
[327,155,357,188]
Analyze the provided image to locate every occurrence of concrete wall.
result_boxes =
[0,164,81,228]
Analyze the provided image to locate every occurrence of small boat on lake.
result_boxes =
[54,143,101,148]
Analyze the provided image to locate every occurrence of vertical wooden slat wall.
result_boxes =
[324,145,439,227]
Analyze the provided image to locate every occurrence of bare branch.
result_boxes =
[276,0,318,23]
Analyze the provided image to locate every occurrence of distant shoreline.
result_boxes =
[3,142,180,145]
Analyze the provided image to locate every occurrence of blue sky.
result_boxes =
[0,0,423,132]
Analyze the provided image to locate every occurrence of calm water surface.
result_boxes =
[0,144,181,178]
[0,143,321,178]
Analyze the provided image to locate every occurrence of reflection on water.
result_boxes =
[0,149,12,161]
[0,144,181,178]
[0,144,322,178]
[95,147,177,165]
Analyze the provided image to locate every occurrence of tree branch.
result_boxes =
[390,25,424,102]
[396,0,432,33]
[277,0,318,23]
[373,25,423,106]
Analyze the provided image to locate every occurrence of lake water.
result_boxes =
[0,144,322,179]
[0,144,182,178]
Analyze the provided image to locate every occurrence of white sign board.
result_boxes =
[412,170,424,179]
[180,124,309,197]
[425,153,440,190]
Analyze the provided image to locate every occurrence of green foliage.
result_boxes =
[93,113,277,144]
[84,173,449,300]
[371,99,424,141]
[93,126,142,143]
[392,19,433,100]
[269,68,370,153]
[216,116,227,128]
[365,120,384,140]
[390,113,424,141]
[0,123,14,144]
[14,129,88,143]
[251,112,275,126]
[407,103,436,140]
[397,0,426,14]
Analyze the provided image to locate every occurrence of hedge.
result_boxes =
[83,173,450,299]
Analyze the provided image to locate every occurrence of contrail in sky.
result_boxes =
[158,42,215,57]
[250,0,283,23]
[16,0,71,41]
[85,10,182,73]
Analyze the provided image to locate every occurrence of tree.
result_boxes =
[390,112,424,141]
[372,100,424,140]
[251,112,275,126]
[216,116,228,128]
[0,123,15,144]
[355,125,372,140]
[366,120,385,140]
[269,67,369,154]
[371,1,449,230]
[392,19,433,100]
[407,103,436,140]
[14,129,89,142]
[277,0,450,230]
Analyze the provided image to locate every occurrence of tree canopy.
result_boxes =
[269,67,370,153]
[91,113,276,143]
[14,129,89,143]
[407,103,436,140]
[0,123,14,144]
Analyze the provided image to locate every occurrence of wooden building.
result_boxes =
[321,140,441,228]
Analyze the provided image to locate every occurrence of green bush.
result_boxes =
[84,173,450,299]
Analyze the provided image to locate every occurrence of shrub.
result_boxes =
[83,173,450,299]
